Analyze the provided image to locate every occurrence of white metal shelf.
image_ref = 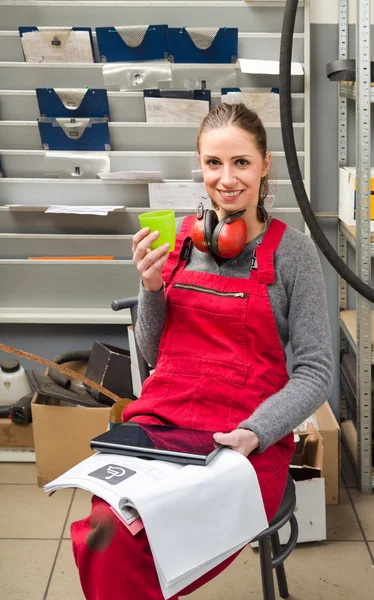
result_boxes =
[0,2,305,33]
[0,0,309,337]
[0,307,131,324]
[0,233,133,259]
[0,149,304,180]
[0,178,300,207]
[0,233,131,239]
[0,203,300,212]
[0,30,305,63]
[0,62,305,92]
[0,120,305,152]
[0,90,305,122]
[0,258,132,264]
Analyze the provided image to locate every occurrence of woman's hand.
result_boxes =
[132,227,170,292]
[213,429,260,457]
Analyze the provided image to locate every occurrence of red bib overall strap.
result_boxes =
[162,216,195,287]
[256,219,287,284]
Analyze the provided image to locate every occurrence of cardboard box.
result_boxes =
[252,426,326,546]
[31,361,111,487]
[285,426,326,543]
[339,166,374,229]
[315,402,341,505]
[0,418,34,449]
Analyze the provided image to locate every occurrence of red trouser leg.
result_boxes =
[71,449,289,600]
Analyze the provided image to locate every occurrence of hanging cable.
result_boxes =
[279,0,374,302]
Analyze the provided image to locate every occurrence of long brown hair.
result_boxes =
[197,103,270,220]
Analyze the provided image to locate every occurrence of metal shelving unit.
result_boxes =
[338,0,374,492]
[0,0,310,322]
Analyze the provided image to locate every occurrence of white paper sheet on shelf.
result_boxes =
[222,90,281,123]
[20,30,94,64]
[148,182,206,209]
[98,171,163,182]
[239,58,304,76]
[144,97,209,124]
[45,205,124,216]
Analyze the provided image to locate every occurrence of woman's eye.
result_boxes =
[206,159,220,167]
[236,159,249,167]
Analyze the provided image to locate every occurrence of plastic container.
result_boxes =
[0,360,31,406]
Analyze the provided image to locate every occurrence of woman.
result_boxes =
[71,103,333,599]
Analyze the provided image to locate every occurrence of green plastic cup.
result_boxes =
[138,210,176,252]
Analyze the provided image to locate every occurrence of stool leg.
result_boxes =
[258,536,276,600]
[270,532,289,599]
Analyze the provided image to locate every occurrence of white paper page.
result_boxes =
[223,91,281,123]
[98,171,163,182]
[148,182,206,209]
[21,30,94,64]
[239,58,304,76]
[121,448,268,586]
[155,540,248,599]
[44,452,183,523]
[45,205,124,216]
[144,97,209,124]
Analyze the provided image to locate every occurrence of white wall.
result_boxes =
[311,0,374,24]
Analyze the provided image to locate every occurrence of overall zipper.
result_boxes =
[174,283,247,298]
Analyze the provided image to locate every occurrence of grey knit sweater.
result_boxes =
[135,217,334,452]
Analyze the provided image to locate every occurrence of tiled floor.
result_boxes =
[0,447,373,600]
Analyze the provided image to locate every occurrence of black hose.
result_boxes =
[10,393,33,424]
[280,0,374,302]
[0,405,10,418]
[48,350,91,389]
[0,392,33,423]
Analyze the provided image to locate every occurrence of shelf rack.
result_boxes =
[338,0,374,492]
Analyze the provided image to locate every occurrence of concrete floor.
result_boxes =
[0,446,373,599]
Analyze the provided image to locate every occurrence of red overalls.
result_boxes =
[71,217,295,600]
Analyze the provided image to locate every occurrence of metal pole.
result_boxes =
[339,0,349,356]
[356,0,373,493]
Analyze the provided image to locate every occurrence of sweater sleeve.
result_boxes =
[135,283,166,368]
[238,235,334,451]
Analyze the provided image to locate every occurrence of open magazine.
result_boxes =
[44,449,268,598]
[45,452,182,528]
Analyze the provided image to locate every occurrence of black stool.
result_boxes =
[252,474,298,600]
[111,297,298,600]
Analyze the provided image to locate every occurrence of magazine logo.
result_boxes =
[88,464,136,485]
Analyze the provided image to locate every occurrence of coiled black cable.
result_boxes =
[279,0,374,302]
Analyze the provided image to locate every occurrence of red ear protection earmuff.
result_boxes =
[191,202,248,259]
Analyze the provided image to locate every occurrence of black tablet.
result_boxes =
[90,422,222,466]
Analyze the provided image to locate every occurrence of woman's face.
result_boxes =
[199,125,271,219]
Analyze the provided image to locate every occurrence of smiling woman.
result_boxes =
[197,103,271,241]
[71,102,334,600]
